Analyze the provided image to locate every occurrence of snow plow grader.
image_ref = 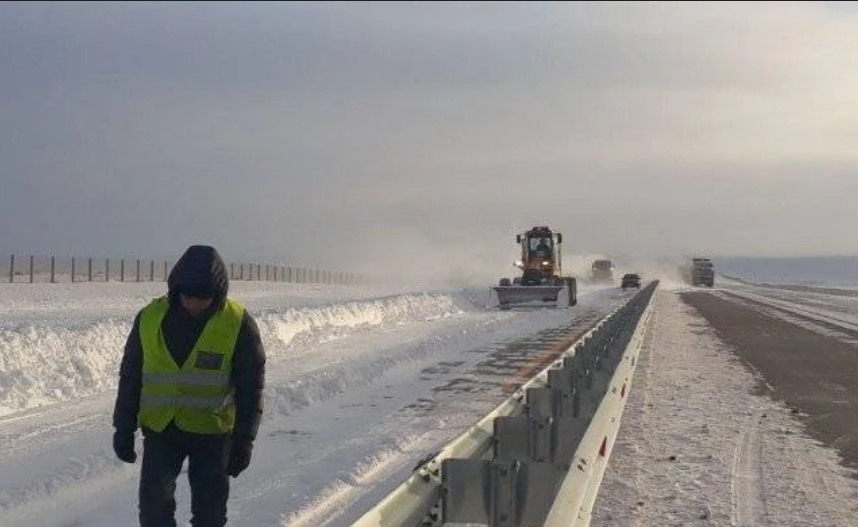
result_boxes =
[492,226,578,309]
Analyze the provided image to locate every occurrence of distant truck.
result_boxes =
[591,259,615,283]
[689,258,715,287]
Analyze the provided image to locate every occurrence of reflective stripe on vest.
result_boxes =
[140,391,235,410]
[142,372,230,386]
[137,296,245,434]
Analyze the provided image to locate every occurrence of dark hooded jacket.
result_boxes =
[112,245,266,440]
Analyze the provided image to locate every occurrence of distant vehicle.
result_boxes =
[621,273,641,290]
[591,259,615,283]
[688,258,715,287]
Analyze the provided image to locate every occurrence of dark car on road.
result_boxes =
[621,273,641,290]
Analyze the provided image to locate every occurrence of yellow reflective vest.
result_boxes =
[137,296,245,434]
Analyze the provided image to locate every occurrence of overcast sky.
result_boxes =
[2,1,858,284]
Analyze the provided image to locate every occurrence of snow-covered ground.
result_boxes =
[593,281,858,527]
[2,277,858,526]
[0,280,627,526]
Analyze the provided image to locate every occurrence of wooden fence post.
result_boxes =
[88,258,92,282]
[106,259,110,282]
[9,254,13,283]
[71,257,76,283]
[150,260,154,281]
[136,259,141,282]
[120,259,125,282]
[29,255,34,283]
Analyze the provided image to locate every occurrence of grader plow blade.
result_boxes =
[491,285,569,309]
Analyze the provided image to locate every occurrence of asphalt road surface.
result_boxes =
[682,291,858,475]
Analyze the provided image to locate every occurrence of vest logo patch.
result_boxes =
[195,351,224,370]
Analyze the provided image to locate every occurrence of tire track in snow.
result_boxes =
[774,418,858,526]
[730,410,766,526]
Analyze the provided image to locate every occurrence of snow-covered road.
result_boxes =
[593,280,858,527]
[0,281,629,526]
[4,277,858,527]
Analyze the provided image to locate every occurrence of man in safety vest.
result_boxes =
[112,245,266,527]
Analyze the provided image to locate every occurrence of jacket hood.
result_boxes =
[167,245,229,308]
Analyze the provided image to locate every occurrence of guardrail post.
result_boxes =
[443,458,564,526]
[490,460,519,526]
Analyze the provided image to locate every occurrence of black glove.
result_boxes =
[227,438,254,478]
[113,429,137,463]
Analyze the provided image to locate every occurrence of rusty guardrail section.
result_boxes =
[354,281,658,526]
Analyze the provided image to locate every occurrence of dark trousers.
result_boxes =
[139,423,232,527]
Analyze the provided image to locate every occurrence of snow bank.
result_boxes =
[0,290,469,418]
[257,292,468,356]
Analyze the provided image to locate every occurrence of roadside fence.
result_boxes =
[2,254,367,286]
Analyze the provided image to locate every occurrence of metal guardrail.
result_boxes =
[354,281,659,526]
[543,282,656,526]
